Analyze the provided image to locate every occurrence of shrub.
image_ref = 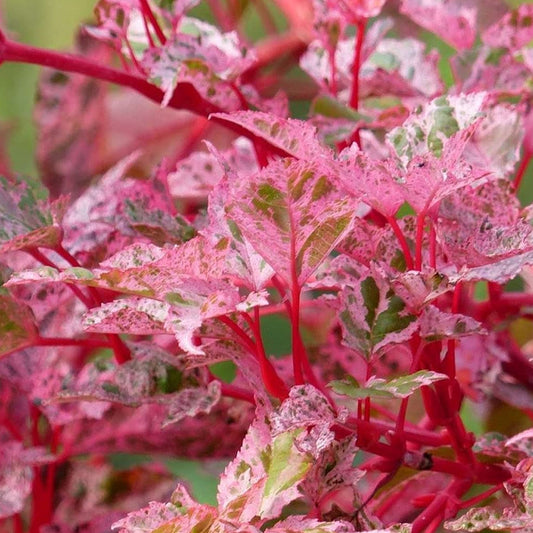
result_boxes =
[1,1,533,532]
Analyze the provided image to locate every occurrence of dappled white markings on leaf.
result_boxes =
[228,157,355,285]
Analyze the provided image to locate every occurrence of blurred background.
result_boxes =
[0,0,95,175]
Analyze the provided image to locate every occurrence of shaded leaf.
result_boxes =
[0,294,38,357]
[0,177,67,253]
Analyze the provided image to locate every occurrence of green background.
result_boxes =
[0,0,95,175]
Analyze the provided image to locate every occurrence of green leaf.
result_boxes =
[330,370,448,400]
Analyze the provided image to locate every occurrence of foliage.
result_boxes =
[1,1,533,532]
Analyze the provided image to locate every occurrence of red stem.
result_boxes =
[29,249,93,308]
[429,222,437,269]
[219,382,256,404]
[415,212,425,271]
[459,484,502,509]
[36,336,111,349]
[411,478,471,533]
[139,0,167,44]
[0,36,221,115]
[386,215,414,270]
[13,514,23,533]
[349,18,366,111]
[252,307,289,399]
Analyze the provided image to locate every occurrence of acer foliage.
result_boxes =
[2,1,533,533]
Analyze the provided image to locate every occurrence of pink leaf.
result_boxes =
[400,0,477,50]
[228,158,355,285]
[337,146,404,217]
[163,380,221,426]
[418,306,484,341]
[0,442,53,519]
[35,32,110,199]
[142,17,255,108]
[264,516,356,532]
[83,297,170,335]
[111,501,181,533]
[218,411,313,522]
[437,180,533,268]
[211,111,331,160]
[483,4,533,51]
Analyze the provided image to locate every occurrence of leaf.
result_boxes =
[270,385,336,457]
[483,4,533,51]
[437,180,533,268]
[444,506,533,531]
[163,381,221,427]
[0,294,38,357]
[111,501,182,533]
[228,158,355,285]
[400,0,478,50]
[218,414,313,522]
[336,145,405,217]
[34,32,109,199]
[206,161,275,291]
[83,297,170,335]
[338,267,417,359]
[363,38,443,98]
[211,111,331,160]
[264,516,356,533]
[330,370,448,400]
[0,442,53,519]
[0,176,67,253]
[387,93,485,166]
[142,17,255,108]
[418,306,484,341]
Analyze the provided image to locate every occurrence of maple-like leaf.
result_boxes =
[437,180,533,268]
[264,516,356,533]
[444,505,533,531]
[463,105,523,180]
[336,145,404,217]
[163,381,222,426]
[362,38,443,99]
[418,306,484,341]
[83,297,169,335]
[88,0,150,60]
[227,157,355,286]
